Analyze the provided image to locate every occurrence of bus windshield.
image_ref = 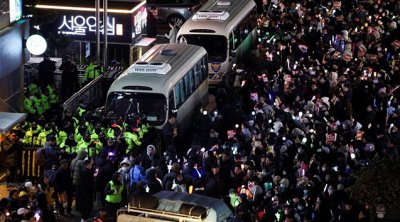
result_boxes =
[106,92,167,126]
[181,35,227,62]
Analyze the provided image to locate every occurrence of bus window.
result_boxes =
[233,27,241,47]
[181,77,187,99]
[201,57,208,80]
[194,64,200,87]
[106,92,167,126]
[175,80,185,108]
[184,70,194,95]
[168,90,175,111]
[180,35,227,63]
[183,74,189,97]
[229,32,235,50]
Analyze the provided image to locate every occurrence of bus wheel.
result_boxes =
[168,15,184,28]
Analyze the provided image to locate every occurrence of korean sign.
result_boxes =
[56,12,132,43]
[131,6,147,43]
[58,15,122,36]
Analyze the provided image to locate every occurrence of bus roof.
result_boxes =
[108,44,207,95]
[178,0,256,36]
[127,191,233,221]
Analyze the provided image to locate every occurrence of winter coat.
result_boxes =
[43,143,60,170]
[54,167,73,193]
[70,150,87,186]
[78,167,94,214]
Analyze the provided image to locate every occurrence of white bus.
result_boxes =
[117,191,233,222]
[106,44,208,132]
[177,0,257,84]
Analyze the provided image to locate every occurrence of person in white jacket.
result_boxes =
[165,22,178,43]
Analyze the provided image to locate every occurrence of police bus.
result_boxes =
[117,191,233,222]
[176,0,257,84]
[106,44,208,132]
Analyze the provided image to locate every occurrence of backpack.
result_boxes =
[46,169,57,186]
[35,147,48,166]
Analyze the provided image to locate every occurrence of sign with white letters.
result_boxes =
[54,12,132,43]
[42,5,147,44]
[131,7,147,42]
[58,15,119,36]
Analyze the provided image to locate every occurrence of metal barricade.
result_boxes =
[62,74,105,113]
[20,146,42,179]
[77,65,87,89]
[62,67,126,114]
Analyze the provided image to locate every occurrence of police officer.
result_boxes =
[77,100,87,118]
[27,82,40,95]
[22,122,42,145]
[91,122,104,145]
[37,123,55,146]
[39,92,50,113]
[123,125,142,155]
[77,133,99,158]
[84,60,101,83]
[74,124,88,144]
[57,123,69,147]
[46,85,58,107]
[104,172,124,220]
[24,95,36,116]
[31,93,44,117]
[135,117,149,140]
[60,133,78,154]
[107,120,122,139]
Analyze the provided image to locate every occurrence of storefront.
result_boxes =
[36,0,155,64]
[0,0,29,112]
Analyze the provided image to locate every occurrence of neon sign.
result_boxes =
[9,0,21,23]
[131,7,147,40]
[58,15,123,36]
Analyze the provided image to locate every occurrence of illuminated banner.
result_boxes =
[131,6,147,43]
[58,15,122,36]
[9,0,22,23]
[56,12,131,43]
[0,0,10,29]
[54,6,147,44]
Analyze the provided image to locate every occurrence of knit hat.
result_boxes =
[280,178,290,187]
[327,47,335,54]
[18,191,28,198]
[389,21,397,29]
[343,50,353,62]
[321,97,330,108]
[120,157,131,167]
[17,208,29,215]
[24,181,33,190]
[358,44,367,52]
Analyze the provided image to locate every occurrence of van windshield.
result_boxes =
[180,35,227,62]
[106,92,167,126]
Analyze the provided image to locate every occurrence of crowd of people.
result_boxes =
[1,0,400,221]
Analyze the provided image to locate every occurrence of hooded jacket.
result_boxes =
[71,150,87,186]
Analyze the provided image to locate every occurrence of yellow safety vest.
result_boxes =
[105,181,123,203]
